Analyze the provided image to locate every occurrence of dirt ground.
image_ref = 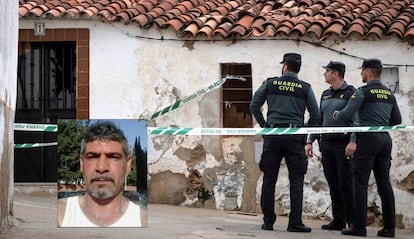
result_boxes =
[1,192,413,239]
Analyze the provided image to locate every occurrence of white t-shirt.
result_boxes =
[61,196,142,227]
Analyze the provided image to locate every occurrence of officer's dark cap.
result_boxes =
[280,53,301,64]
[360,58,382,69]
[322,61,345,73]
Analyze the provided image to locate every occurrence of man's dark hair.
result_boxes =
[336,70,345,79]
[370,68,382,78]
[80,120,130,156]
[285,62,301,73]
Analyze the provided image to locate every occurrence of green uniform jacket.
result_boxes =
[250,72,320,127]
[335,80,402,126]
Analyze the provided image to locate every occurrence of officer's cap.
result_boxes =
[360,58,382,69]
[280,53,301,64]
[322,61,345,73]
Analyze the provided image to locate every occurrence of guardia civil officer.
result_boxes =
[305,61,356,230]
[333,59,402,237]
[250,53,320,233]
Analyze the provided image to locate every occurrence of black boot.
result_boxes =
[261,223,273,231]
[341,227,367,237]
[321,220,345,231]
[287,224,312,232]
[377,228,395,238]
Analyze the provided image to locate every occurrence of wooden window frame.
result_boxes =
[220,63,253,128]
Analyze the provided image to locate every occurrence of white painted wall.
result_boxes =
[1,0,18,229]
[20,20,414,121]
[19,19,414,228]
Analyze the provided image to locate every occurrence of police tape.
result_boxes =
[150,75,246,119]
[148,125,412,135]
[12,123,413,148]
[14,142,58,149]
[13,123,58,148]
[14,123,58,132]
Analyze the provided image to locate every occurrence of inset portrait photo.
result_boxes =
[57,119,147,227]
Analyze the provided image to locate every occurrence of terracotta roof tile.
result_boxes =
[167,7,182,17]
[228,25,246,37]
[298,0,312,7]
[18,0,414,45]
[132,14,151,27]
[19,6,30,16]
[84,6,100,16]
[190,15,207,27]
[250,15,265,32]
[347,20,365,38]
[323,22,344,38]
[152,15,168,26]
[307,23,324,39]
[198,27,213,37]
[237,14,254,29]
[140,1,156,11]
[404,22,414,41]
[276,20,294,36]
[371,19,387,30]
[389,21,406,37]
[183,22,199,36]
[31,7,46,17]
[157,1,172,11]
[367,25,384,39]
[131,4,146,14]
[292,23,307,36]
[213,21,232,37]
[193,5,209,15]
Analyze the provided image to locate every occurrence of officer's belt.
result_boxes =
[357,132,389,137]
[269,123,300,128]
[321,133,349,142]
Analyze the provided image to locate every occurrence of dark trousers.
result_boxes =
[259,134,307,226]
[320,139,354,224]
[352,133,395,229]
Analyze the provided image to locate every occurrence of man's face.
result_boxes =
[323,69,335,84]
[80,140,131,200]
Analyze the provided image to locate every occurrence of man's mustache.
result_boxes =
[90,176,114,183]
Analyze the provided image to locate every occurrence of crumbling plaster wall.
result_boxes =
[0,0,18,232]
[144,38,414,229]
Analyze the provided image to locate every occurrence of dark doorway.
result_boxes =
[221,63,253,128]
[15,42,77,182]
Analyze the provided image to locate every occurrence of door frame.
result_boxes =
[18,28,90,119]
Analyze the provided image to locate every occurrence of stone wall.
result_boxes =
[0,0,18,232]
